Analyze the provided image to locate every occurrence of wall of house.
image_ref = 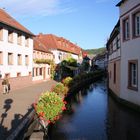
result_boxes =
[71,53,78,60]
[108,59,121,97]
[119,0,140,16]
[51,49,79,64]
[120,2,140,105]
[0,28,33,78]
[0,27,33,91]
[33,50,52,81]
[33,50,53,60]
[120,37,140,105]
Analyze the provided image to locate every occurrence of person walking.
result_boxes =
[2,77,10,94]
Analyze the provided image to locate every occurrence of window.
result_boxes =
[5,73,10,78]
[123,18,130,40]
[8,53,13,65]
[17,54,22,65]
[48,68,50,75]
[128,60,138,90]
[25,55,29,66]
[29,72,32,76]
[25,36,29,47]
[8,30,14,43]
[133,12,140,37]
[0,51,3,64]
[109,43,113,54]
[36,68,38,76]
[39,68,42,75]
[0,27,3,40]
[114,63,116,84]
[116,36,120,49]
[17,72,21,77]
[33,68,35,77]
[17,33,22,45]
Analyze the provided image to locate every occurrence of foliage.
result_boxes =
[85,47,106,55]
[50,60,56,79]
[62,77,73,87]
[70,70,105,87]
[34,92,66,123]
[60,58,78,79]
[66,57,77,67]
[81,61,90,71]
[51,83,68,97]
[33,59,52,65]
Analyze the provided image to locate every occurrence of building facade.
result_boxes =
[33,38,53,81]
[35,34,82,64]
[0,9,34,91]
[106,21,121,97]
[93,51,108,70]
[117,0,140,106]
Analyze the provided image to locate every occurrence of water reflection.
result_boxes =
[49,82,140,140]
[107,96,140,140]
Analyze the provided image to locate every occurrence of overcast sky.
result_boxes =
[0,0,120,49]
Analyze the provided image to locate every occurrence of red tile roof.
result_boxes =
[0,9,34,36]
[33,37,53,54]
[36,34,82,55]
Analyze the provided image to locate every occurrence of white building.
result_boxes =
[117,0,140,106]
[106,21,121,97]
[0,9,34,91]
[33,37,53,81]
[35,34,82,64]
[93,51,108,70]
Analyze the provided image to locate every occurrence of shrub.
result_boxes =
[51,83,68,97]
[34,92,66,123]
[62,77,73,87]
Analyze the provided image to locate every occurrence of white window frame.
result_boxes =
[17,54,22,65]
[123,18,130,40]
[128,60,138,91]
[8,53,13,65]
[135,12,140,36]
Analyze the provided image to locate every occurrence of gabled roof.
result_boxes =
[106,20,120,49]
[33,37,53,54]
[36,34,82,55]
[0,9,34,36]
[116,0,126,7]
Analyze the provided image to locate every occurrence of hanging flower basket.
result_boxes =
[33,91,67,127]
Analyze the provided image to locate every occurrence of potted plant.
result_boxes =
[33,91,67,129]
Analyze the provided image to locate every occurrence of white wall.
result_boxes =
[120,1,140,105]
[0,28,33,78]
[51,49,79,64]
[109,49,121,61]
[119,0,140,16]
[71,53,78,60]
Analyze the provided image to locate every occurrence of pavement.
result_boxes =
[0,80,57,140]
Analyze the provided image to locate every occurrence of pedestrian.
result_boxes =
[2,78,7,94]
[2,77,10,94]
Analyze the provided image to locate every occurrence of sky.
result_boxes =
[0,0,120,50]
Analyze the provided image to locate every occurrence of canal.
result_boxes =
[48,81,140,140]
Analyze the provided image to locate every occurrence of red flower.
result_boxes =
[47,120,51,124]
[38,112,45,117]
[62,106,66,111]
[63,101,67,105]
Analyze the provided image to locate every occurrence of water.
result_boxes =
[49,81,140,140]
